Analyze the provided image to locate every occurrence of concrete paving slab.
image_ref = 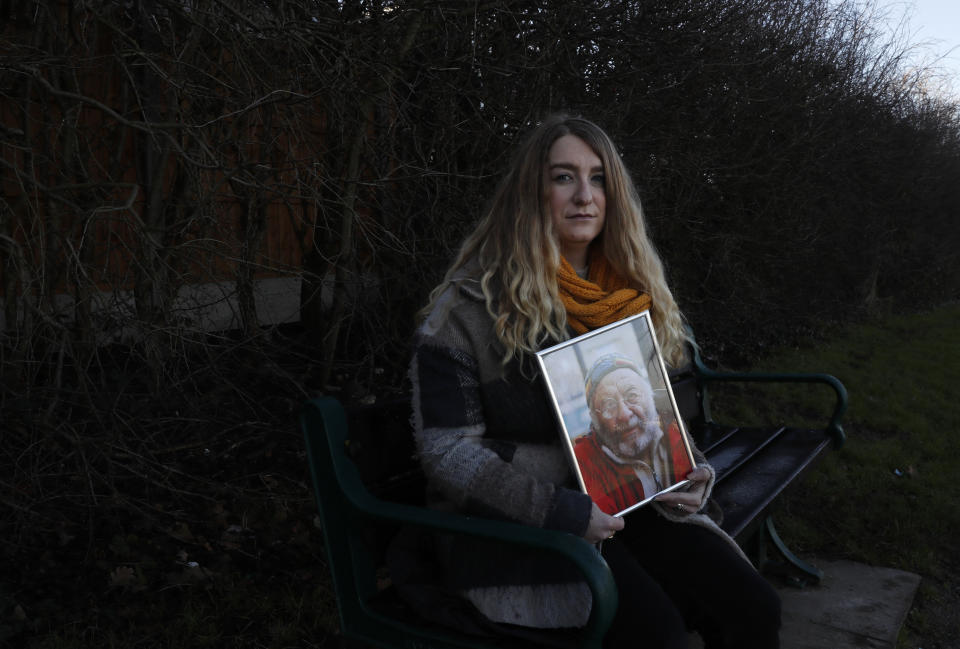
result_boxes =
[688,558,920,649]
[778,558,920,649]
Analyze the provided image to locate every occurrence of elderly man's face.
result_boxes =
[591,368,663,460]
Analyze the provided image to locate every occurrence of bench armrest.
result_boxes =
[302,396,618,649]
[691,348,848,448]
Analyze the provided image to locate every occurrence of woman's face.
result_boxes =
[544,134,606,266]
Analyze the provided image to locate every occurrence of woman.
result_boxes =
[409,114,780,648]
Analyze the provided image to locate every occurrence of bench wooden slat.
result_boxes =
[694,424,742,454]
[711,427,832,538]
[707,426,789,482]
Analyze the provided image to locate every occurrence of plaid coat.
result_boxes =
[408,266,744,628]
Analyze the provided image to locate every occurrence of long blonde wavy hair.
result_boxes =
[422,114,689,367]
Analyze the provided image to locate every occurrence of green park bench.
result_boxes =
[301,341,847,649]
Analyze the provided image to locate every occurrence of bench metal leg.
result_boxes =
[757,516,823,587]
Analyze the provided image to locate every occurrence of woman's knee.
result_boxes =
[751,578,782,633]
[606,602,688,649]
[720,574,781,647]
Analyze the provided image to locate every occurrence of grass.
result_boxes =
[708,303,960,649]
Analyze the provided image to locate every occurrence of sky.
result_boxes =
[885,0,960,98]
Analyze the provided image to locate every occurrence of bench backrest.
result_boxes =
[344,398,425,503]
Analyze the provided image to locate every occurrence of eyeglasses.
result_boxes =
[595,388,646,419]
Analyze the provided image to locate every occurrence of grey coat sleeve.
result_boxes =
[409,308,591,536]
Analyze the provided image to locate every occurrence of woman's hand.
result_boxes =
[654,465,711,514]
[584,502,625,544]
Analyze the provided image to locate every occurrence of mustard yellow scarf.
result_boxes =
[557,250,652,334]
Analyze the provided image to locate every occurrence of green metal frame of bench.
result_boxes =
[301,349,847,649]
[688,345,847,583]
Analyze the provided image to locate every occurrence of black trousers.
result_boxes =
[601,506,781,649]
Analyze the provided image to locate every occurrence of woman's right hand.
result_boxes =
[583,502,625,544]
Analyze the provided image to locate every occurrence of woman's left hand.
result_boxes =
[654,465,711,514]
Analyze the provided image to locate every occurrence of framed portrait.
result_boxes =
[535,311,696,517]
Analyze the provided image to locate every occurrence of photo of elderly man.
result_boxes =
[573,354,693,515]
